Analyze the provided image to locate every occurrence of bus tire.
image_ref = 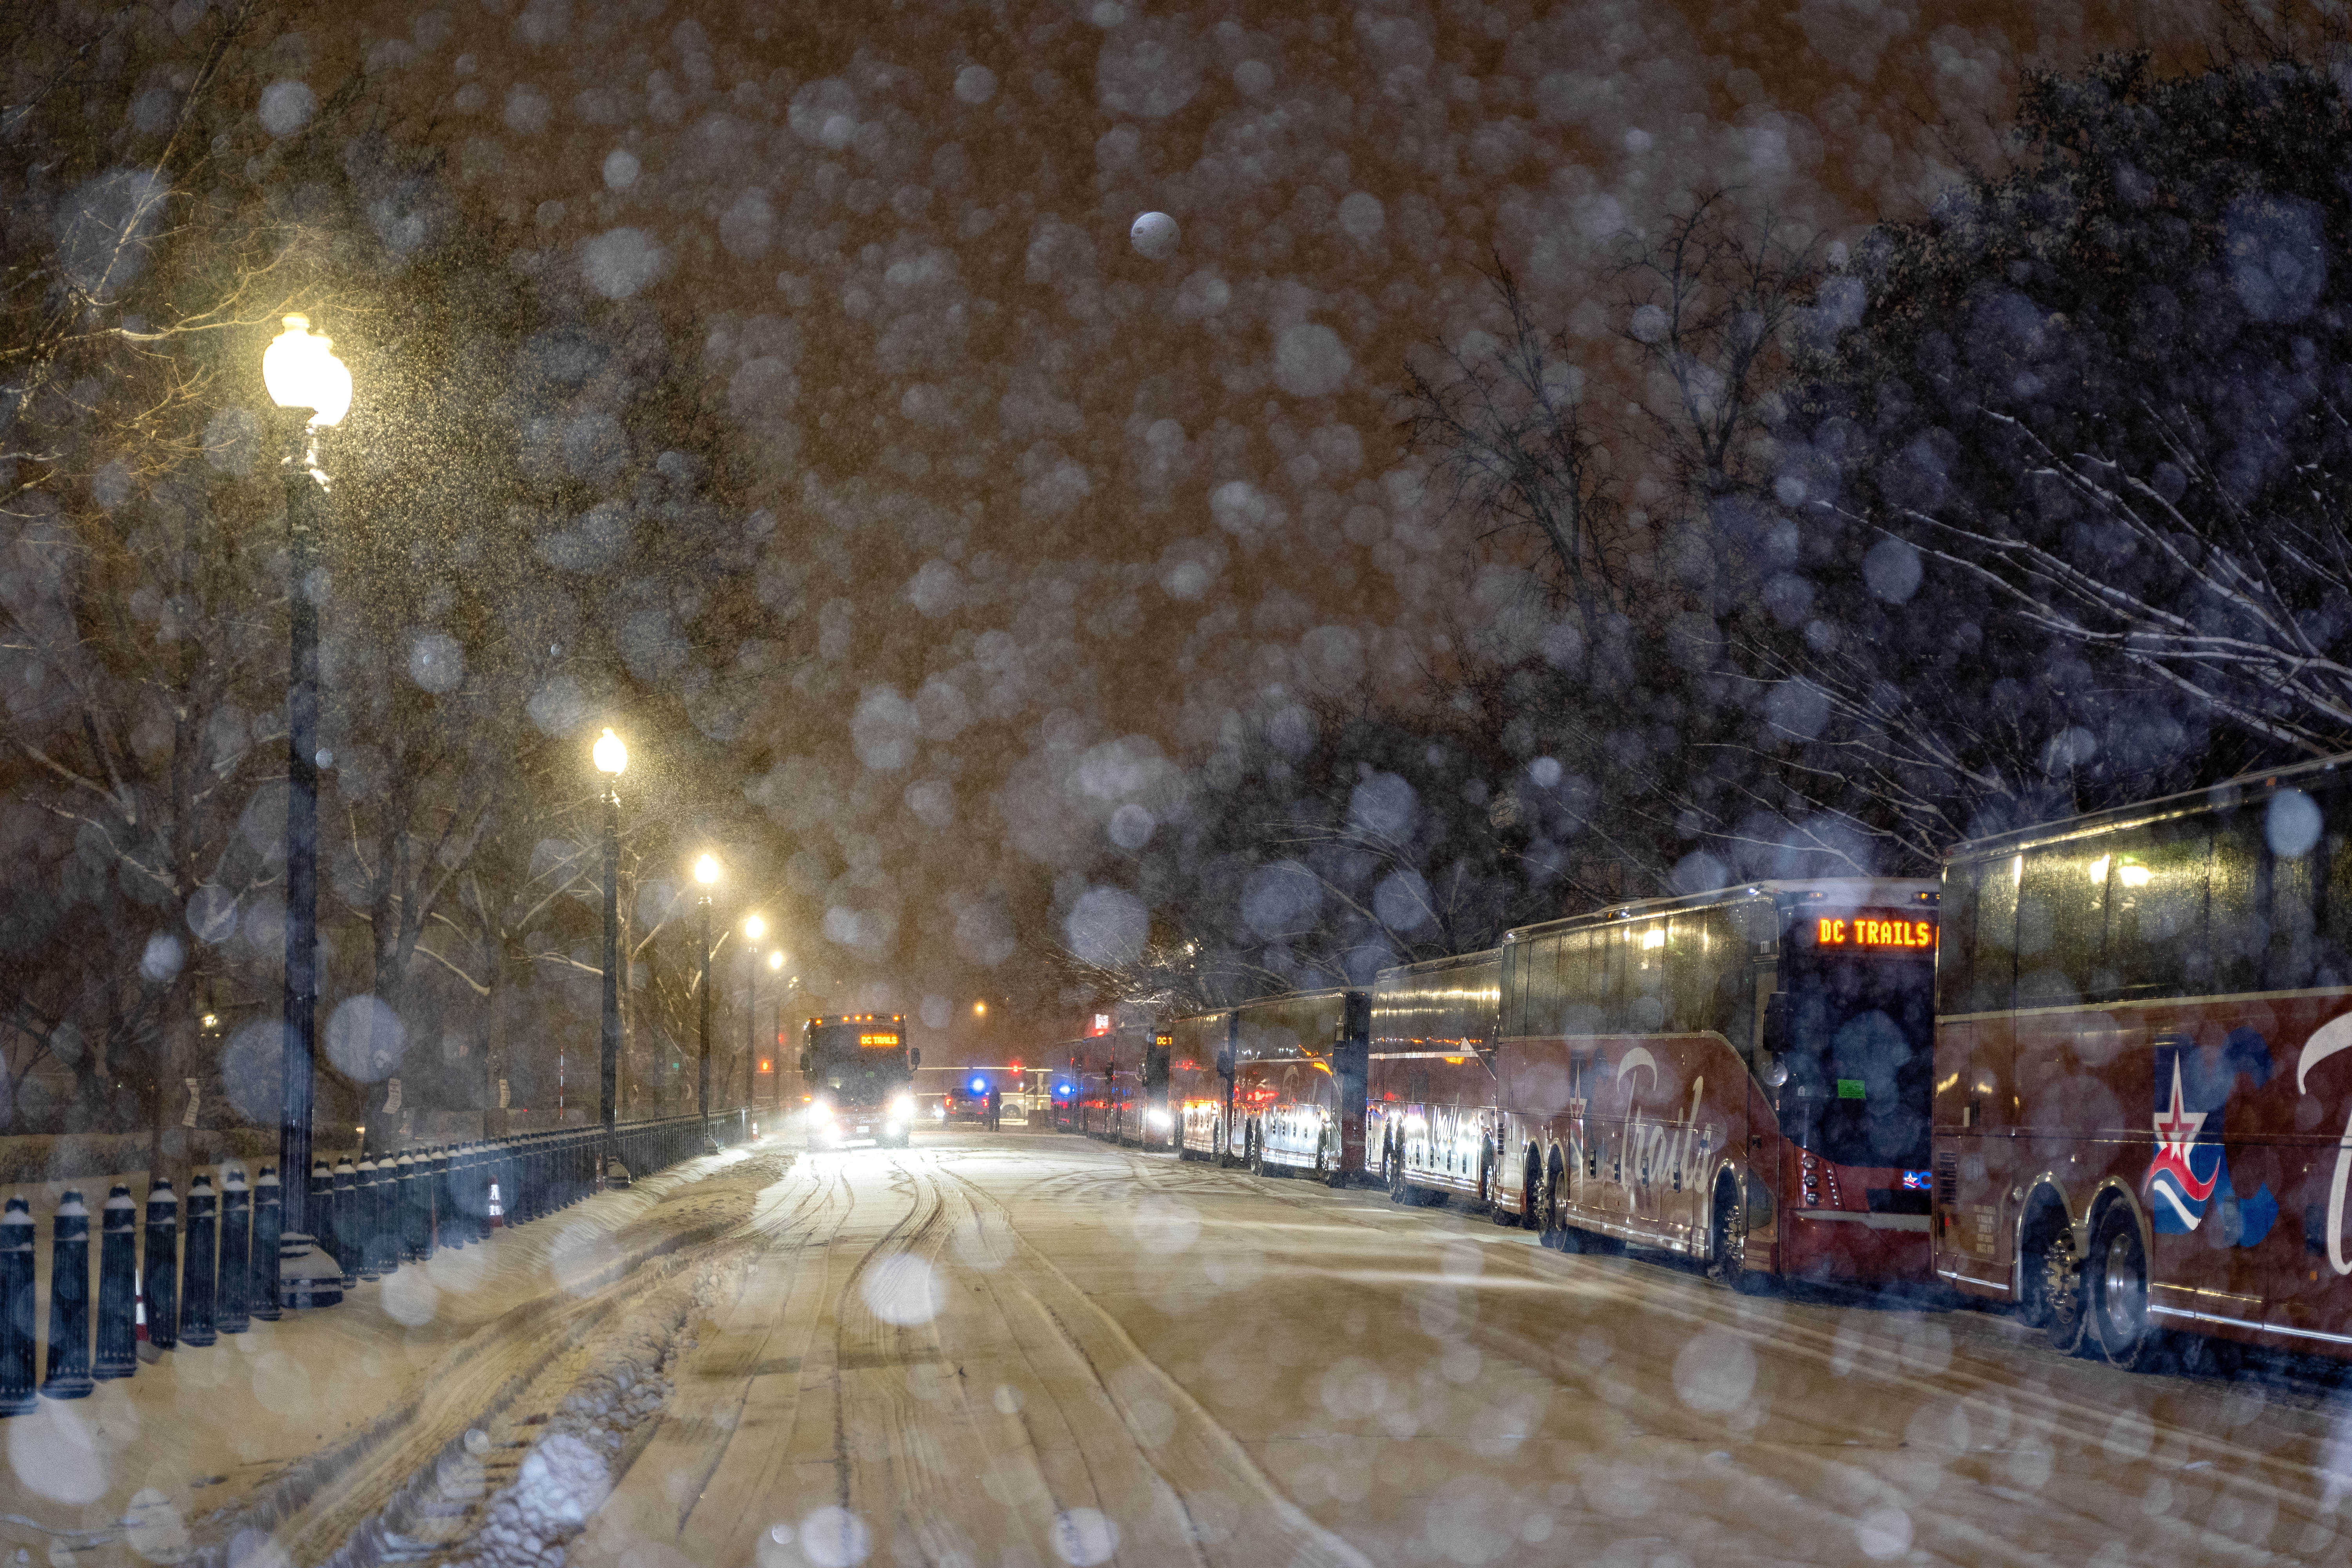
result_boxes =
[1541,1152,1568,1247]
[1707,1172,1761,1294]
[1517,1151,1544,1230]
[2087,1203,2156,1369]
[2022,1203,2090,1356]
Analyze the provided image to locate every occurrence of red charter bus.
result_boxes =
[1369,953,1506,1206]
[1490,879,1940,1289]
[1173,989,1369,1181]
[1935,756,2352,1365]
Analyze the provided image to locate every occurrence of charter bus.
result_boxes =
[1369,952,1505,1205]
[799,1013,921,1148]
[1935,757,2352,1366]
[1490,880,1940,1289]
[1173,989,1368,1181]
[1100,1028,1174,1148]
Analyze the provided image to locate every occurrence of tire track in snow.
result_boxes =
[231,1151,800,1568]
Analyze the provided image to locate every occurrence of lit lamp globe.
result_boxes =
[746,914,765,941]
[768,951,784,971]
[262,315,353,427]
[592,728,628,776]
[695,854,720,886]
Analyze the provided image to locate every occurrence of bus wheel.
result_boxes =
[2024,1211,2089,1356]
[2088,1205,2155,1369]
[1540,1156,1567,1248]
[1707,1173,1760,1293]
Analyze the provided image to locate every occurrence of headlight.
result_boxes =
[1146,1109,1172,1129]
[810,1098,833,1120]
[891,1094,916,1119]
[932,1105,947,1119]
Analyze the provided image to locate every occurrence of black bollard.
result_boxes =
[1,1197,35,1414]
[144,1180,178,1351]
[310,1161,338,1283]
[394,1151,421,1263]
[216,1167,250,1334]
[92,1185,138,1380]
[332,1158,358,1287]
[352,1160,381,1281]
[434,1145,454,1250]
[373,1155,399,1275]
[39,1190,93,1399]
[179,1176,217,1347]
[250,1167,282,1322]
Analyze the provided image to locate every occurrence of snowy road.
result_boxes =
[12,1133,2349,1568]
[566,1134,2350,1568]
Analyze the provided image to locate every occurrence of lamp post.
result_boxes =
[694,854,720,1142]
[593,730,628,1177]
[263,316,351,1306]
[742,916,766,1116]
[767,951,784,1108]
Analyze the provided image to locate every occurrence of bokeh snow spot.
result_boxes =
[408,632,465,693]
[1130,211,1180,260]
[1128,1195,1200,1253]
[7,1401,108,1503]
[953,65,996,104]
[601,149,640,191]
[799,1506,872,1567]
[1065,886,1148,966]
[1855,1504,1913,1559]
[258,80,316,138]
[860,1254,945,1325]
[1272,322,1352,398]
[580,227,664,299]
[1672,1326,1757,1414]
[1051,1508,1120,1566]
[1097,19,1202,118]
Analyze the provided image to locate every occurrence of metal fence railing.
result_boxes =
[0,1108,751,1414]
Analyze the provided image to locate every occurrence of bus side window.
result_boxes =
[2269,793,2323,988]
[2016,845,2102,1009]
[1970,855,2020,1014]
[1938,860,1978,1017]
[2204,808,2263,995]
[2316,800,2352,988]
[1667,911,1725,1034]
[2107,819,2215,1002]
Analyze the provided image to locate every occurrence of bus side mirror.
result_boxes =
[1215,1046,1235,1078]
[1759,994,1790,1087]
[798,1051,811,1075]
[909,1047,921,1069]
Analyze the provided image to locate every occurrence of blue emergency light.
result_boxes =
[1055,1080,1074,1097]
[969,1075,988,1095]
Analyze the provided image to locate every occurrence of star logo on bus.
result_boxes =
[2146,1055,2219,1228]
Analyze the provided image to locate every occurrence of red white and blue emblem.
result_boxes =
[2145,1031,2276,1244]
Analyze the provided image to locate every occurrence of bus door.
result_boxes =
[1564,1051,1592,1204]
[1335,993,1370,1179]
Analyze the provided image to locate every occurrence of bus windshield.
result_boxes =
[808,1025,910,1106]
[1781,953,1933,1168]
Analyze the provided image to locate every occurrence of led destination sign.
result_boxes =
[859,1032,902,1048]
[1815,913,1936,951]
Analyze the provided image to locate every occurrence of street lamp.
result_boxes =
[694,854,720,1143]
[742,915,766,1118]
[264,314,350,1310]
[594,729,627,1178]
